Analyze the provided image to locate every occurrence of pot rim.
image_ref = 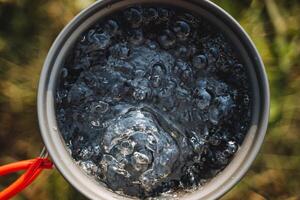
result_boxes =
[37,0,270,199]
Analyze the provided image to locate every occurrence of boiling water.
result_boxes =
[56,5,252,198]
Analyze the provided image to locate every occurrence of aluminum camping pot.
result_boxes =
[37,0,270,199]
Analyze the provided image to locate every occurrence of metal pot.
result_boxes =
[38,0,270,199]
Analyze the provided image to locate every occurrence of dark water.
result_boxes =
[55,5,251,198]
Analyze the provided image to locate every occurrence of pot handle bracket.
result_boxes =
[0,147,53,200]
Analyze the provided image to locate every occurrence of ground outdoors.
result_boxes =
[0,0,299,199]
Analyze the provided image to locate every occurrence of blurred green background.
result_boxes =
[0,0,299,199]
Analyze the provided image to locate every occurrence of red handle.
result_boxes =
[0,158,53,200]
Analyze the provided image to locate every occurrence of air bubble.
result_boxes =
[67,83,93,104]
[119,140,135,156]
[105,19,119,36]
[158,29,176,49]
[135,69,146,77]
[175,59,190,73]
[111,84,124,98]
[217,95,233,115]
[110,43,130,60]
[152,63,165,75]
[243,94,250,105]
[133,152,151,165]
[92,32,111,50]
[214,151,228,166]
[91,101,109,114]
[79,146,93,160]
[173,21,191,41]
[158,8,170,22]
[196,89,211,110]
[133,87,148,101]
[56,90,68,104]
[198,79,207,89]
[143,8,158,24]
[209,105,220,125]
[91,120,101,127]
[225,140,238,156]
[79,161,99,175]
[80,35,87,44]
[151,75,161,88]
[75,57,91,69]
[193,54,207,69]
[181,70,192,82]
[128,29,144,45]
[145,40,159,50]
[179,13,200,28]
[208,134,222,146]
[175,46,188,58]
[124,8,143,28]
[61,68,68,78]
[209,47,219,58]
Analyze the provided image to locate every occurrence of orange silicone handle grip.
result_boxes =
[0,158,53,200]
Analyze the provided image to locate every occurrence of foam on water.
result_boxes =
[56,5,252,198]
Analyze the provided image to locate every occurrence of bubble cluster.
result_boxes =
[56,5,252,198]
